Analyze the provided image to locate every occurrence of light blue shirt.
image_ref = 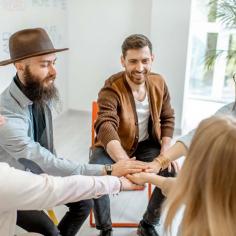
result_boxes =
[177,102,236,148]
[0,79,104,176]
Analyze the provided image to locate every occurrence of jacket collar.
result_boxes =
[9,75,33,108]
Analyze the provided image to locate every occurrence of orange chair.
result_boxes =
[89,101,152,228]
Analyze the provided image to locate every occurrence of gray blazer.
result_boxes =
[0,79,103,176]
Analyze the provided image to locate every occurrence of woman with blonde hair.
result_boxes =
[128,115,236,236]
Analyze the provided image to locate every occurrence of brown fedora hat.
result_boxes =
[0,27,68,66]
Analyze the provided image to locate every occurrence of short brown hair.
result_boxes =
[121,34,152,57]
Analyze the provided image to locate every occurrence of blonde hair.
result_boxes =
[164,116,236,236]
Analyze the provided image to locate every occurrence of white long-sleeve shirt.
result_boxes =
[0,163,120,236]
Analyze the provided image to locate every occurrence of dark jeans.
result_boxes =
[89,138,176,230]
[17,199,92,236]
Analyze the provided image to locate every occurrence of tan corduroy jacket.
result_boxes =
[94,71,175,156]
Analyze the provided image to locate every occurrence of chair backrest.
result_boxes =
[91,101,98,146]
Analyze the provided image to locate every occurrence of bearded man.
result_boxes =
[86,34,177,236]
[0,28,149,236]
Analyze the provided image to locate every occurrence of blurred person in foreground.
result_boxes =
[128,115,236,236]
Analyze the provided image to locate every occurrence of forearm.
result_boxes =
[0,123,105,177]
[0,163,121,211]
[148,141,187,173]
[160,136,172,153]
[147,175,176,196]
[146,175,166,188]
[106,140,129,162]
[8,142,105,177]
[46,175,121,204]
[161,141,188,162]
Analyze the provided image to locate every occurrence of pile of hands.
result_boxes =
[0,114,176,195]
[113,157,178,197]
[117,158,158,188]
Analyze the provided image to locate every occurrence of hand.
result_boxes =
[146,160,179,174]
[126,172,156,185]
[145,160,161,174]
[119,176,145,191]
[127,173,176,197]
[111,159,148,177]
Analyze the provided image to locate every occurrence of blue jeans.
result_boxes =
[89,138,176,230]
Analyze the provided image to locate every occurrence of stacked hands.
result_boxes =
[0,115,176,196]
[113,157,178,196]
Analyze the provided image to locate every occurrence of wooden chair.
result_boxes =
[89,101,152,228]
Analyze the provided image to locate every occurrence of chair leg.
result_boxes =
[148,183,152,199]
[89,210,139,228]
[89,184,152,228]
[47,209,59,225]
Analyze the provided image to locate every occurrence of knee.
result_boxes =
[68,199,93,214]
[81,199,94,212]
[46,227,61,236]
[38,224,60,236]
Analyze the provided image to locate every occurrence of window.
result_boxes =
[188,0,235,103]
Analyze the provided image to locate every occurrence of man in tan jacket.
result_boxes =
[84,34,176,236]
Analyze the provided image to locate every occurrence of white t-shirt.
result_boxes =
[135,93,150,142]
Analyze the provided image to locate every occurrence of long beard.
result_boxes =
[23,66,59,106]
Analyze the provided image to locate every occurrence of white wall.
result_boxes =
[0,0,69,113]
[150,0,192,130]
[67,0,192,130]
[0,0,192,130]
[67,0,152,111]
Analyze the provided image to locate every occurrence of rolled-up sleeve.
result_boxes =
[176,129,195,149]
[176,104,234,149]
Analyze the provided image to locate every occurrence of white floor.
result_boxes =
[17,109,180,236]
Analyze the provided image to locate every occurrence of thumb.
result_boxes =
[131,156,136,160]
